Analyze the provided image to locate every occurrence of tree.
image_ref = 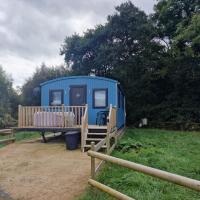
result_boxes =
[0,66,19,127]
[21,63,71,106]
[61,2,167,124]
[153,0,200,55]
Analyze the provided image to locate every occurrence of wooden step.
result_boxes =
[87,132,106,136]
[88,125,107,129]
[86,138,103,141]
[84,144,107,148]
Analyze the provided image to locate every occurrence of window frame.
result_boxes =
[93,88,108,109]
[49,89,64,106]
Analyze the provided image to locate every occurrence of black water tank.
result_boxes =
[65,131,80,150]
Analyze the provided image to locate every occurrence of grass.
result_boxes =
[79,128,200,200]
[0,131,41,148]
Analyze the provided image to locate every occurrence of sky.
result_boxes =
[0,0,156,87]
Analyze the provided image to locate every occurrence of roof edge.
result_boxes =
[40,76,118,86]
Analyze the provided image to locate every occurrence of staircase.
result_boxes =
[83,125,107,150]
[81,104,117,152]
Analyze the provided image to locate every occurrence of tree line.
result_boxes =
[0,0,199,128]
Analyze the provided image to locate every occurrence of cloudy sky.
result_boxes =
[0,0,156,87]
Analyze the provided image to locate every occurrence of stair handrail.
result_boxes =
[107,104,117,134]
[81,104,88,152]
[106,104,117,153]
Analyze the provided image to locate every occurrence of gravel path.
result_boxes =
[0,140,90,200]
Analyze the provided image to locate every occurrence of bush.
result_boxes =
[0,114,17,128]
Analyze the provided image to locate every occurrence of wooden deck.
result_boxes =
[17,104,118,151]
[18,105,86,128]
[14,127,81,132]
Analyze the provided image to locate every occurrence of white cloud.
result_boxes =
[0,0,155,87]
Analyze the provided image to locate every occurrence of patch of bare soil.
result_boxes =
[0,140,91,200]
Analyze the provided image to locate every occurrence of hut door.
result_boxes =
[70,85,86,106]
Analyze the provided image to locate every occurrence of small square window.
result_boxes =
[93,89,108,108]
[49,90,63,106]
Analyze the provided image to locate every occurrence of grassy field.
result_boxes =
[79,128,200,200]
[0,131,40,148]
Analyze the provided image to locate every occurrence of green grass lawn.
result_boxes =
[79,128,200,200]
[0,131,40,148]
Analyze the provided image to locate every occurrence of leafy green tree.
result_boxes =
[21,63,70,106]
[0,66,18,127]
[153,0,200,54]
[61,2,167,124]
[20,0,200,126]
[174,14,200,56]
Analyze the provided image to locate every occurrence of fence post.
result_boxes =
[91,142,95,179]
[106,134,110,154]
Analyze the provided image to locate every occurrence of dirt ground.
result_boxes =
[0,138,91,200]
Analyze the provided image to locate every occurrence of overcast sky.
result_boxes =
[0,0,156,87]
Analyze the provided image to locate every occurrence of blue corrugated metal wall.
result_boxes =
[41,76,125,128]
[117,87,125,128]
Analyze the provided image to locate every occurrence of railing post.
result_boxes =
[91,142,95,179]
[106,129,110,154]
[81,116,84,152]
[18,105,22,127]
[62,104,65,127]
[106,104,112,154]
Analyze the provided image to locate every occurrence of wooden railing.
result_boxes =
[18,105,86,128]
[107,104,117,134]
[88,150,200,200]
[0,129,15,145]
[81,104,88,152]
[106,104,117,153]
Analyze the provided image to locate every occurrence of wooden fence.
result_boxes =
[18,105,86,128]
[87,150,200,199]
[89,127,125,178]
[0,129,15,145]
[88,104,124,174]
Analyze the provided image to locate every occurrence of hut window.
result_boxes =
[49,90,64,106]
[93,89,108,108]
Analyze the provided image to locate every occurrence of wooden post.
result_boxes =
[81,116,84,152]
[106,133,110,154]
[91,142,95,179]
[62,104,65,127]
[18,105,22,127]
[11,129,15,138]
[106,104,112,154]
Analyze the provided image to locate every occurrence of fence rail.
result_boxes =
[88,150,200,199]
[0,129,15,145]
[18,105,86,128]
[88,179,134,200]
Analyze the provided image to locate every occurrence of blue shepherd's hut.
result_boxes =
[40,75,126,129]
[17,75,126,151]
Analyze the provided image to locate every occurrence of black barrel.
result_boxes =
[65,131,80,150]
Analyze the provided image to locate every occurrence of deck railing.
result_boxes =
[18,105,86,128]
